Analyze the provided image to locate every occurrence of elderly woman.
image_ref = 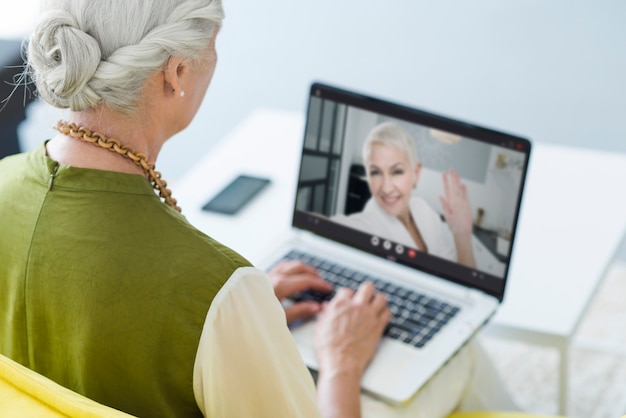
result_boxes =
[334,122,477,268]
[0,1,390,417]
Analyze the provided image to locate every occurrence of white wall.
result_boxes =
[417,145,526,235]
[9,1,625,181]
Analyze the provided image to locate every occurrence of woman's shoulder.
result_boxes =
[158,211,253,271]
[0,143,49,191]
[0,143,42,172]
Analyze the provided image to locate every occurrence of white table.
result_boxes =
[173,108,626,415]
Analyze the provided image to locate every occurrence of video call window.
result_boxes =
[296,96,527,279]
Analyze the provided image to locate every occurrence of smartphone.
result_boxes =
[201,175,271,215]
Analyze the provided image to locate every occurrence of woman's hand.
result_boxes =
[313,282,391,418]
[313,282,390,377]
[267,260,333,324]
[439,169,477,268]
[439,169,474,237]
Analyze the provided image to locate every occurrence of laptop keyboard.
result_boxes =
[276,250,461,349]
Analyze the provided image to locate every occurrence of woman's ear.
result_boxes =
[413,162,422,188]
[163,56,186,97]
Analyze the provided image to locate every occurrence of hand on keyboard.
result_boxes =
[275,250,462,349]
[268,259,334,324]
[313,282,391,377]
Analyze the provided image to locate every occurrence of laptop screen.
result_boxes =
[292,83,531,300]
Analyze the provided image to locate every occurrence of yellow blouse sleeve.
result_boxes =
[193,266,322,418]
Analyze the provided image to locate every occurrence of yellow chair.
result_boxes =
[3,352,572,418]
[0,353,135,418]
[449,413,565,418]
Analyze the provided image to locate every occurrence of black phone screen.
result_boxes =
[201,175,271,215]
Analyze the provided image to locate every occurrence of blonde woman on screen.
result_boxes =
[334,122,477,269]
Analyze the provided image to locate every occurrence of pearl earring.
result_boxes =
[180,90,185,97]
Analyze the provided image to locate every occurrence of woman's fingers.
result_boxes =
[268,260,333,300]
[271,259,319,275]
[314,282,390,375]
[284,301,323,323]
[353,282,389,319]
[353,281,376,304]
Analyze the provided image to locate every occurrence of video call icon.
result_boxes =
[371,236,380,246]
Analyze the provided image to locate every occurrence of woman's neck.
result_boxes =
[69,107,165,161]
[46,107,166,175]
[398,212,428,252]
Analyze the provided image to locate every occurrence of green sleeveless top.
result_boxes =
[0,143,251,417]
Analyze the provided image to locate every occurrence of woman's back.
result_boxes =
[0,144,250,417]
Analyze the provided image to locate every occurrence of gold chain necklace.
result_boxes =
[53,120,181,212]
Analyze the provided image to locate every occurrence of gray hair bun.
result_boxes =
[27,0,224,113]
[28,9,102,111]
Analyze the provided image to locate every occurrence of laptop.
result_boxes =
[258,82,531,405]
